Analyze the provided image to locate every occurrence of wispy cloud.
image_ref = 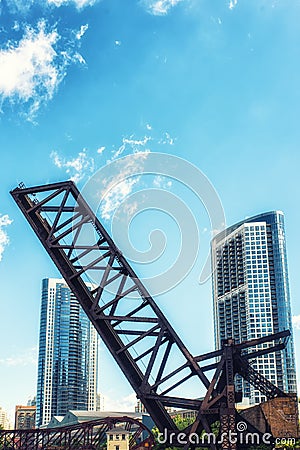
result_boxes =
[0,20,87,119]
[100,152,150,220]
[0,214,13,262]
[292,315,300,330]
[110,135,151,161]
[2,0,97,15]
[229,0,238,10]
[47,0,97,8]
[102,392,136,412]
[0,21,59,116]
[158,131,175,145]
[51,135,151,188]
[51,149,95,183]
[51,130,175,219]
[96,136,153,220]
[140,0,183,16]
[101,177,140,220]
[153,175,172,189]
[76,24,89,40]
[3,0,35,15]
[0,347,37,367]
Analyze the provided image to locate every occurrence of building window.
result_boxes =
[115,446,120,450]
[122,434,126,440]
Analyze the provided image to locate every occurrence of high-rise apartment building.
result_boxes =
[0,406,11,429]
[211,211,297,405]
[36,278,99,427]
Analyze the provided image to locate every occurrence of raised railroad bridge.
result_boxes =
[3,181,299,450]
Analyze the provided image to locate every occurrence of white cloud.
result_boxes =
[158,131,175,145]
[51,127,175,221]
[0,214,13,262]
[0,347,37,367]
[100,152,150,220]
[51,134,152,218]
[229,0,238,9]
[0,20,86,118]
[96,136,152,219]
[0,22,58,107]
[12,21,20,31]
[47,0,97,9]
[101,177,140,220]
[0,215,12,227]
[153,175,172,189]
[51,149,95,183]
[292,315,300,330]
[51,128,175,196]
[50,128,175,220]
[4,0,35,15]
[110,135,151,161]
[73,52,86,64]
[76,24,89,40]
[51,150,63,168]
[140,0,183,16]
[3,0,97,13]
[102,393,136,412]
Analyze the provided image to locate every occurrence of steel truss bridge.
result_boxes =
[6,181,299,450]
[0,416,154,450]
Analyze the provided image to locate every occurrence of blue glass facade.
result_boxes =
[36,279,98,426]
[212,211,297,404]
[264,212,296,393]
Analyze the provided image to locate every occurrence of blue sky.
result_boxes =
[0,0,300,421]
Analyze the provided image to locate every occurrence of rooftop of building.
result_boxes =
[57,410,145,427]
[212,210,284,244]
[15,405,36,411]
[45,415,66,428]
[106,427,130,434]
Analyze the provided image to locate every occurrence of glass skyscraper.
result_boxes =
[36,278,99,426]
[211,211,297,405]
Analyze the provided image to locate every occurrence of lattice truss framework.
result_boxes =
[11,181,291,448]
[0,416,153,450]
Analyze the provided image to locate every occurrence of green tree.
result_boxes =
[152,415,219,450]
